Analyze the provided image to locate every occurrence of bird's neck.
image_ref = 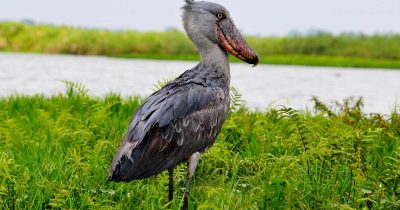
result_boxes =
[198,44,230,81]
[186,29,231,85]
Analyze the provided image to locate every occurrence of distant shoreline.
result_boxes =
[1,21,399,69]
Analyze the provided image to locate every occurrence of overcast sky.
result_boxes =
[1,0,400,36]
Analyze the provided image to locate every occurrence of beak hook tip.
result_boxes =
[252,57,259,67]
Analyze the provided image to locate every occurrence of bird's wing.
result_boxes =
[127,81,224,142]
[108,82,229,180]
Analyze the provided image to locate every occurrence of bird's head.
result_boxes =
[182,0,259,66]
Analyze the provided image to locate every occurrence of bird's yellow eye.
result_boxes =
[217,13,224,19]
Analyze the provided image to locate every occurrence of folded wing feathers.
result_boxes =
[122,85,226,155]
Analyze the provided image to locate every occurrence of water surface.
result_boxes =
[1,53,399,114]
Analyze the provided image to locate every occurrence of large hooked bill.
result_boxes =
[217,18,259,66]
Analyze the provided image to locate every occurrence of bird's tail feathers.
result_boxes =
[108,141,139,181]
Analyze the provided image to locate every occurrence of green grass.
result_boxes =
[1,21,400,69]
[0,83,399,209]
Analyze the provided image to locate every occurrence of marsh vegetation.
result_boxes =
[1,83,399,209]
[1,22,400,68]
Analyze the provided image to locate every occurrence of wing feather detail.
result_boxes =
[108,82,229,181]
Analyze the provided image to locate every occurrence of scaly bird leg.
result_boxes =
[168,167,174,203]
[182,152,200,210]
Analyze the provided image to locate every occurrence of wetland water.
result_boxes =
[0,53,399,114]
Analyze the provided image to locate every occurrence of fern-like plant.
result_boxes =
[230,86,244,112]
[61,80,89,98]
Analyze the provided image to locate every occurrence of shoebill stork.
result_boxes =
[108,0,258,208]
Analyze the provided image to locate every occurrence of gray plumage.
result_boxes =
[108,1,258,208]
[108,1,235,182]
[108,62,230,180]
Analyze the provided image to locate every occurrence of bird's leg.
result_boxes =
[183,152,200,210]
[168,167,174,203]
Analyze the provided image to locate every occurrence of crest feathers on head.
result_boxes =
[185,0,194,4]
